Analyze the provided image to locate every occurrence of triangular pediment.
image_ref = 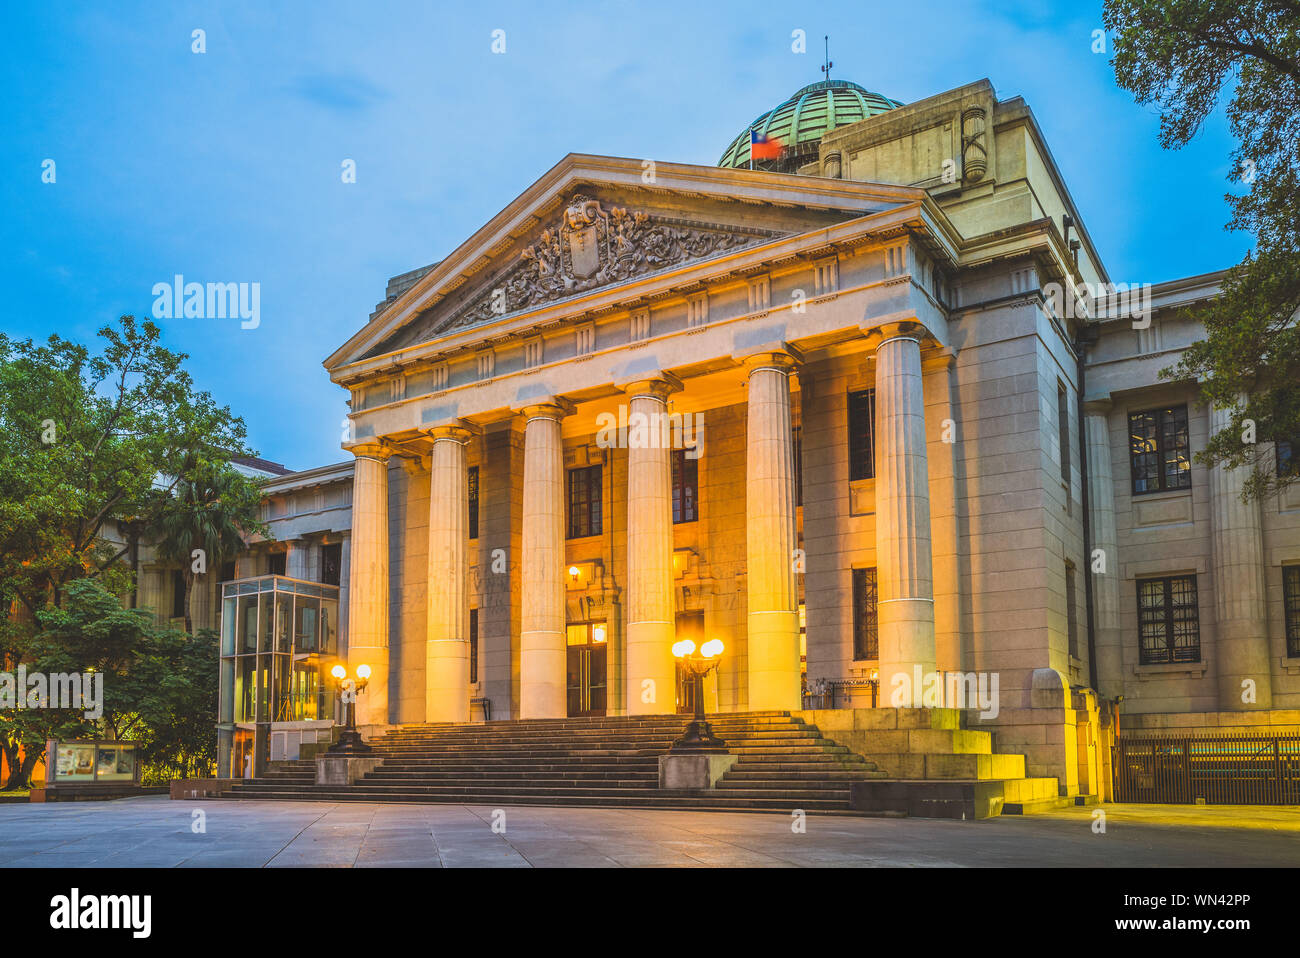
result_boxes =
[326,154,922,372]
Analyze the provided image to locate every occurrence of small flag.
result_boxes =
[750,130,783,161]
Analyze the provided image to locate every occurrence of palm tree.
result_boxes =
[152,457,265,633]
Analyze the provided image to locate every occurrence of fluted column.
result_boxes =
[426,424,474,723]
[743,350,802,711]
[347,442,392,727]
[874,326,936,699]
[1208,399,1272,710]
[1084,401,1122,697]
[622,375,680,714]
[519,400,572,718]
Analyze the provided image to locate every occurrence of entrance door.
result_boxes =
[566,622,607,716]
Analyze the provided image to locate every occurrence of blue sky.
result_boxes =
[0,1,1250,470]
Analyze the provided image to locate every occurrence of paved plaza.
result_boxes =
[1,797,1297,867]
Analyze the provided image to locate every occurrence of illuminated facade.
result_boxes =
[203,78,1300,793]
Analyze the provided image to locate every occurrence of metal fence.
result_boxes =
[1112,732,1300,805]
[802,678,879,710]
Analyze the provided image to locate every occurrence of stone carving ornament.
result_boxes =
[445,194,770,331]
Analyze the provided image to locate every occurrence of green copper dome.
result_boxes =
[718,79,903,173]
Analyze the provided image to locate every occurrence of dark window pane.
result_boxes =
[1065,563,1078,659]
[172,569,187,619]
[1129,405,1191,494]
[1136,575,1200,664]
[1278,440,1296,478]
[1284,566,1300,658]
[567,466,602,538]
[848,389,876,482]
[672,449,698,524]
[852,567,878,660]
[792,424,803,508]
[267,552,286,576]
[1058,384,1071,485]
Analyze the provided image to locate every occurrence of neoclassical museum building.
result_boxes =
[198,77,1300,795]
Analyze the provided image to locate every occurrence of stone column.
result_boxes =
[286,538,310,580]
[621,375,681,715]
[347,442,392,727]
[426,424,475,724]
[742,350,802,711]
[1084,400,1122,697]
[1208,400,1273,710]
[874,326,936,700]
[519,401,572,719]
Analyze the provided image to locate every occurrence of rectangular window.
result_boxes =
[567,465,603,539]
[852,567,879,660]
[267,552,286,576]
[1057,383,1071,485]
[1136,574,1201,665]
[468,466,479,540]
[1129,405,1191,494]
[1278,440,1297,478]
[1065,562,1079,659]
[671,449,698,524]
[1284,566,1300,658]
[848,389,876,481]
[469,608,479,684]
[320,543,342,586]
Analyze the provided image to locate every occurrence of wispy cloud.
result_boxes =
[289,71,388,112]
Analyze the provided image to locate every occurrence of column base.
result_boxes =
[747,610,801,711]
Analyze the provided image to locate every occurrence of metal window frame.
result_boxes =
[1136,573,1201,665]
[847,388,876,482]
[851,567,879,661]
[1129,405,1191,496]
[566,464,603,539]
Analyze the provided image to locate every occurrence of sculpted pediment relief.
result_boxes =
[373,193,786,355]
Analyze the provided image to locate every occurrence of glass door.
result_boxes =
[566,622,607,716]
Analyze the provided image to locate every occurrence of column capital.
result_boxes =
[424,420,479,445]
[735,343,804,374]
[346,439,394,462]
[512,396,576,422]
[864,319,933,349]
[616,370,682,401]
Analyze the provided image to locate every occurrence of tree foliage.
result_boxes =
[1105,0,1300,499]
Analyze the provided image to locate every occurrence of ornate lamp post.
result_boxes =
[327,663,372,754]
[670,638,726,751]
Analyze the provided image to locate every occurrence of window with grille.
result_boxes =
[1285,566,1300,658]
[567,465,602,538]
[852,567,879,660]
[671,449,698,524]
[469,608,479,684]
[468,466,479,540]
[1129,405,1191,494]
[848,389,876,481]
[1136,574,1201,664]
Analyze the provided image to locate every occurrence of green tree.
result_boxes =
[152,457,266,633]
[1105,0,1300,500]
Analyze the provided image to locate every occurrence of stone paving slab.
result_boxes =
[0,796,1296,867]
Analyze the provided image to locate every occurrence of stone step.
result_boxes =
[856,751,1026,780]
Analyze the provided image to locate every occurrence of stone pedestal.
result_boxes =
[519,401,572,718]
[347,443,392,727]
[426,423,474,723]
[742,350,802,711]
[622,376,679,714]
[874,328,936,699]
[316,753,383,786]
[658,753,738,790]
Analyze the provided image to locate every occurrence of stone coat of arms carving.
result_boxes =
[437,194,777,333]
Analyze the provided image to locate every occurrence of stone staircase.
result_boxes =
[800,708,1070,818]
[221,711,893,814]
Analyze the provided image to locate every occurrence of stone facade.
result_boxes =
[192,78,1300,795]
